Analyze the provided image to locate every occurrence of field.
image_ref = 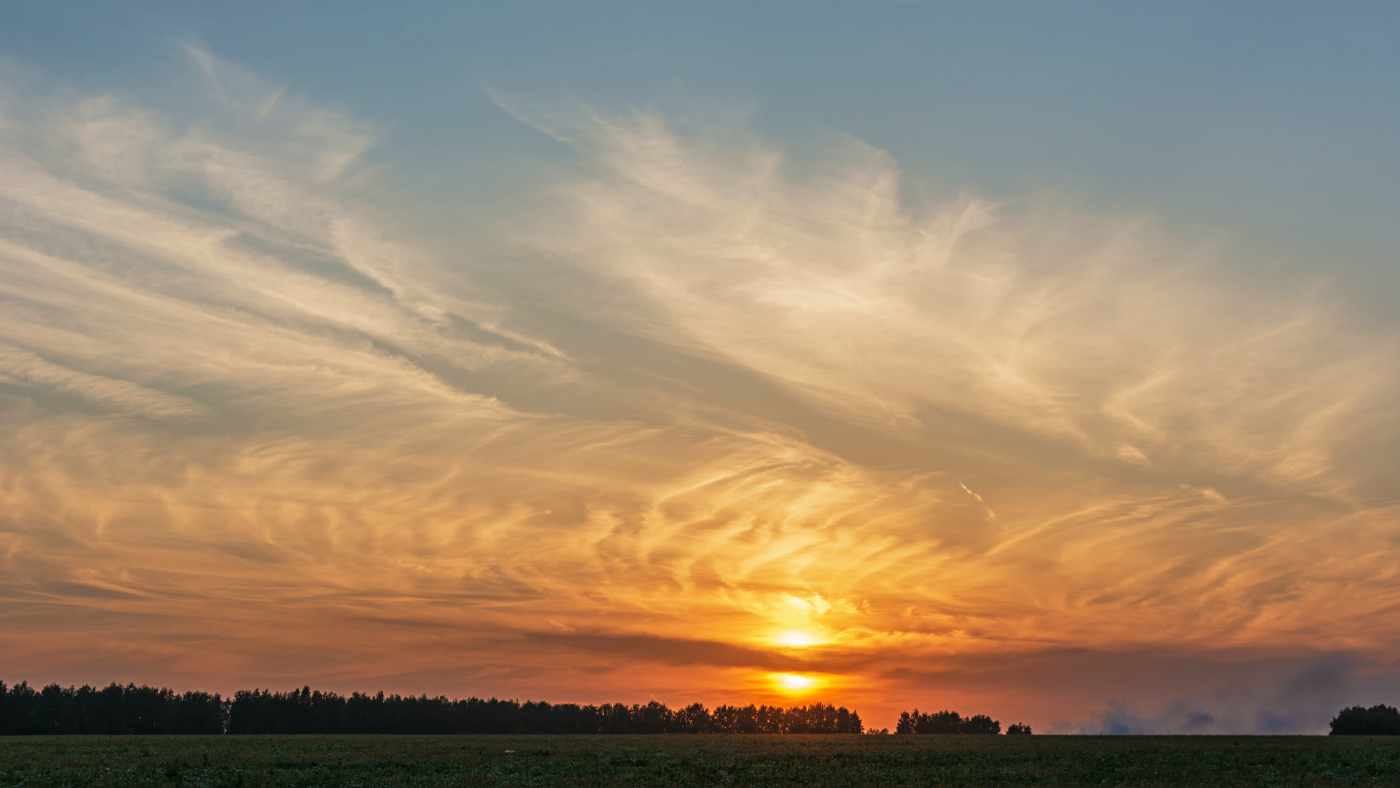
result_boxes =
[2,734,1400,787]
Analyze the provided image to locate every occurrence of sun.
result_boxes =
[772,673,821,693]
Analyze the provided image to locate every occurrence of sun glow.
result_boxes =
[773,631,823,648]
[772,673,821,693]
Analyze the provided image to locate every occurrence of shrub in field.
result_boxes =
[1330,704,1400,735]
[1006,722,1033,735]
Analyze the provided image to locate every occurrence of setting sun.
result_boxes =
[773,673,820,693]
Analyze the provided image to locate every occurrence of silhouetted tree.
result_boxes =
[1006,722,1032,735]
[962,714,1000,734]
[895,708,1002,734]
[0,681,226,735]
[1330,705,1400,735]
[676,702,713,733]
[922,710,964,734]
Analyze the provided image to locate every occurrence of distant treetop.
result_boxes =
[895,709,1003,735]
[1330,705,1400,736]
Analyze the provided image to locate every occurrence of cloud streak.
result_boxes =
[522,109,1399,494]
[2,52,1399,730]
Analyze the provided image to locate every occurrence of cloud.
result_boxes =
[526,630,805,670]
[518,109,1397,493]
[3,52,1400,729]
[0,345,206,418]
[1091,699,1217,735]
[1077,654,1365,734]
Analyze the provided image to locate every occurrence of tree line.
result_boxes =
[895,708,1030,735]
[0,681,861,735]
[0,681,224,735]
[228,686,862,734]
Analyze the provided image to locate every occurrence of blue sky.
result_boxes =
[6,1,1398,304]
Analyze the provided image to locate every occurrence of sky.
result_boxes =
[1,1,1399,734]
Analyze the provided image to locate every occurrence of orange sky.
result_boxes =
[3,50,1400,734]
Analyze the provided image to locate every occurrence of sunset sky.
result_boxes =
[3,2,1400,734]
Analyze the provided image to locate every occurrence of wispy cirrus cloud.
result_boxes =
[0,345,206,418]
[3,49,1400,732]
[515,106,1399,495]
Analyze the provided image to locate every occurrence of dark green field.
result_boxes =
[2,734,1399,787]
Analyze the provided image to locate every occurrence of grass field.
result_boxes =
[2,734,1399,787]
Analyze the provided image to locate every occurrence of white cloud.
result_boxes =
[525,111,1399,494]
